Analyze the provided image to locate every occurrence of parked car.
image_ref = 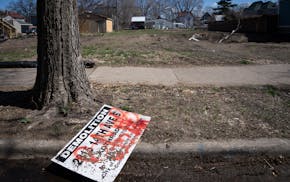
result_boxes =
[130,22,145,30]
[131,16,145,30]
[173,23,186,29]
[26,27,37,35]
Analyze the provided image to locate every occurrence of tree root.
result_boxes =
[26,99,102,130]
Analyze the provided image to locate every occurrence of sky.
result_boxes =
[0,0,277,10]
[203,0,276,8]
[0,0,11,10]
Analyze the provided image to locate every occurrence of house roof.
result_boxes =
[16,19,32,25]
[7,11,25,19]
[248,1,276,10]
[79,12,112,21]
[243,1,277,16]
[248,1,263,11]
[177,11,193,18]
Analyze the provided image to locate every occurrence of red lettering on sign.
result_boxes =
[73,108,149,164]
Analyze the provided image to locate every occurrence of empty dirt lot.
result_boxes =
[1,29,290,181]
[0,29,290,143]
[1,30,290,66]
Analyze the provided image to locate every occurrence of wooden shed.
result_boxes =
[279,0,290,31]
[79,12,113,34]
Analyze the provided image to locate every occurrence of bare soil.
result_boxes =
[1,30,290,143]
[80,30,290,66]
[1,30,290,65]
[1,84,289,143]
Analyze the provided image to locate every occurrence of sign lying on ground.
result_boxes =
[51,105,151,182]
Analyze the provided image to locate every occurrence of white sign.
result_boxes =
[51,105,151,182]
[131,16,146,22]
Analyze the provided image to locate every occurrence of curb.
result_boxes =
[0,61,37,68]
[1,138,290,159]
[0,60,95,68]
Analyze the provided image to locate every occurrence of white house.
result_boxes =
[3,11,32,34]
[175,11,194,28]
[146,19,173,29]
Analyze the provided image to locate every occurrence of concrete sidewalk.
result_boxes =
[90,64,290,86]
[0,64,290,89]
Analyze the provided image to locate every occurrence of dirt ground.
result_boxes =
[1,30,290,66]
[1,84,289,143]
[0,30,290,143]
[1,29,290,182]
[1,153,290,181]
[80,30,290,66]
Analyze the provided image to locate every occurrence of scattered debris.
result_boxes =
[65,119,88,125]
[218,19,241,44]
[189,34,200,42]
[83,59,95,68]
[164,138,171,143]
[19,117,30,124]
[210,167,216,171]
[209,166,219,173]
[194,165,203,170]
[264,159,278,177]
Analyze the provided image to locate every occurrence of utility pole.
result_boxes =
[116,0,119,31]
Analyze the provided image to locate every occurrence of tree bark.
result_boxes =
[33,0,94,110]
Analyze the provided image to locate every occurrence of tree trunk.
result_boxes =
[33,0,94,110]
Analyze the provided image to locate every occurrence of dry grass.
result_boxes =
[1,84,289,143]
[1,30,290,66]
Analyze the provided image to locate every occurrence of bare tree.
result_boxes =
[136,0,154,16]
[117,0,138,28]
[7,0,36,18]
[174,0,203,15]
[151,0,165,18]
[33,0,94,111]
[135,0,203,19]
[78,0,103,13]
[139,0,169,19]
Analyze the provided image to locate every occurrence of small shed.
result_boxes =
[79,12,113,33]
[279,0,290,31]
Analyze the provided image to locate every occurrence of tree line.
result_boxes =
[6,0,204,28]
